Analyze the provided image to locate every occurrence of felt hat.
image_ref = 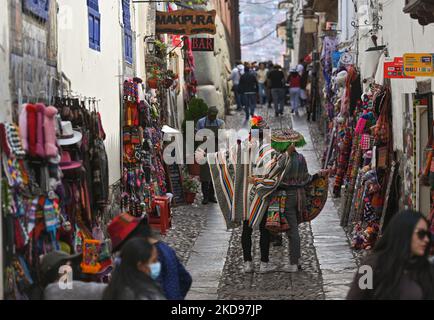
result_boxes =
[271,128,306,152]
[58,121,82,146]
[107,213,144,252]
[40,251,82,275]
[59,150,82,171]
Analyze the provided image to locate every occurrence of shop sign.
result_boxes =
[403,53,434,77]
[156,10,216,35]
[384,57,414,79]
[191,37,214,52]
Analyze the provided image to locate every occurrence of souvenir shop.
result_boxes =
[321,44,398,251]
[1,97,112,299]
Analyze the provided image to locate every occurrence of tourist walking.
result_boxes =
[267,65,286,117]
[347,210,434,300]
[257,63,268,106]
[228,61,244,111]
[288,68,302,115]
[239,66,259,122]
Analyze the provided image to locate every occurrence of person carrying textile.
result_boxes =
[196,106,226,205]
[248,129,329,272]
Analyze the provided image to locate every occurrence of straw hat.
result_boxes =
[271,129,306,152]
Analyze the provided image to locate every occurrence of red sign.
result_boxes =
[384,57,414,79]
[191,37,214,52]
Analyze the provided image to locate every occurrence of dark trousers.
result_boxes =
[241,216,271,263]
[201,181,215,201]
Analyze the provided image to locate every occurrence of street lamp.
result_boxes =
[302,8,319,34]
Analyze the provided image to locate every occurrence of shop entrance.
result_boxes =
[415,95,431,217]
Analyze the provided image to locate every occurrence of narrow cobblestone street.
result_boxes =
[164,104,358,300]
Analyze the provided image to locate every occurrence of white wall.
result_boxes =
[57,0,133,185]
[0,0,11,123]
[0,0,10,301]
[361,0,434,151]
[339,0,355,42]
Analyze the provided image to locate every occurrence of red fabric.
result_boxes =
[0,123,11,157]
[26,104,38,157]
[289,74,301,88]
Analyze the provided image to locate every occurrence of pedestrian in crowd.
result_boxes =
[228,61,244,111]
[196,106,225,204]
[39,251,107,300]
[257,62,268,107]
[288,67,302,115]
[242,118,275,274]
[296,58,305,76]
[239,66,259,122]
[107,213,192,300]
[347,210,434,300]
[266,61,274,109]
[249,130,328,272]
[299,61,309,108]
[267,64,286,117]
[103,238,166,300]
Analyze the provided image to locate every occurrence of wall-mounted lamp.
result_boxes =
[144,35,156,55]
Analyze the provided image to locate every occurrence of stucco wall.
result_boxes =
[57,0,133,185]
[0,0,11,123]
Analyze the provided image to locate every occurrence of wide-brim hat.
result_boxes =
[58,121,82,146]
[250,115,268,129]
[107,213,143,252]
[271,129,306,152]
[40,251,82,275]
[59,150,82,171]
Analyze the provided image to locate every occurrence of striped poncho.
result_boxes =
[208,141,290,229]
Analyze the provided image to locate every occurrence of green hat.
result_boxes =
[40,251,82,275]
[271,129,306,152]
[208,106,219,116]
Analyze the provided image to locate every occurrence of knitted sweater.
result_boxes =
[155,242,192,300]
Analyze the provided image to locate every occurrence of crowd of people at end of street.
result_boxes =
[228,58,310,121]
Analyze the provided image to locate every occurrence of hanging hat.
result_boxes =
[107,213,143,252]
[271,128,306,152]
[58,121,82,146]
[40,251,82,275]
[59,150,82,171]
[250,115,268,129]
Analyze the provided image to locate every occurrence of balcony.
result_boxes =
[403,0,434,25]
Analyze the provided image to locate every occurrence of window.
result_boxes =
[123,0,133,64]
[23,0,50,21]
[88,0,101,51]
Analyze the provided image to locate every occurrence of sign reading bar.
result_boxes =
[156,10,216,35]
[403,53,434,77]
[191,37,214,52]
[384,57,414,79]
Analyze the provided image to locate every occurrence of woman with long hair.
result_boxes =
[347,210,434,300]
[103,238,166,300]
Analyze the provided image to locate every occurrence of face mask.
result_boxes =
[149,262,161,280]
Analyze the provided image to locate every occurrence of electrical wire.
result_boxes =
[241,28,276,46]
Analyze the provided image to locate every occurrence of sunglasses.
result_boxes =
[416,229,432,241]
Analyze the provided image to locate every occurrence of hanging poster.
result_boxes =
[403,53,434,77]
[191,37,214,51]
[156,10,216,35]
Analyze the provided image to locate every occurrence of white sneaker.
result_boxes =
[259,262,277,274]
[283,264,298,273]
[244,261,253,273]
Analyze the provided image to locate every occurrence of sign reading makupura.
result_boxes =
[156,10,216,35]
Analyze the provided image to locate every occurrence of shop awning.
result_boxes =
[403,0,434,25]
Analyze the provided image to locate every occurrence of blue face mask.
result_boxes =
[149,262,161,280]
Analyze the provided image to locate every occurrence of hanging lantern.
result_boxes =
[303,8,318,34]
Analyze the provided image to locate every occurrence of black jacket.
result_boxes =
[239,72,258,94]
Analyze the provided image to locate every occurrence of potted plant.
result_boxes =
[183,171,200,204]
[154,40,168,58]
[182,98,209,176]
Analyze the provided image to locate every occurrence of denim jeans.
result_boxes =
[290,87,301,112]
[244,93,256,120]
[271,88,285,114]
[258,83,267,105]
[284,190,301,265]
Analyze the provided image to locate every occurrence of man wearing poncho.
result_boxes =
[208,121,328,273]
